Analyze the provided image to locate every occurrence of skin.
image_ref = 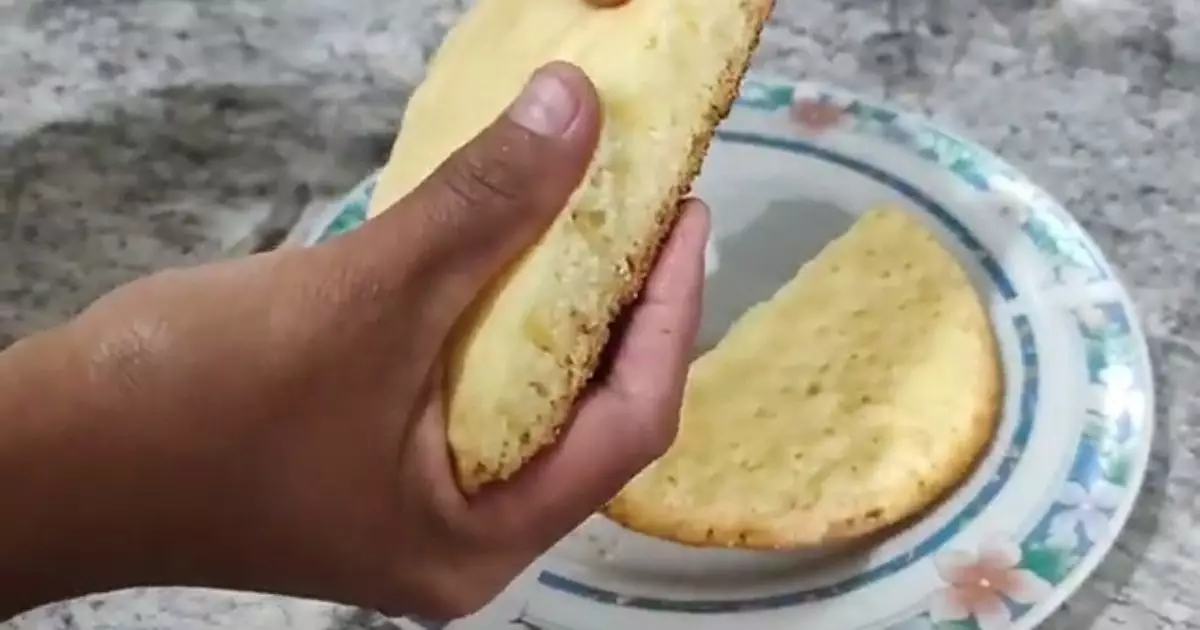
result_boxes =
[0,0,705,621]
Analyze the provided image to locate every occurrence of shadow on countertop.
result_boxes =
[0,81,409,347]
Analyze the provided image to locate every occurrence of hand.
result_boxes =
[13,62,706,619]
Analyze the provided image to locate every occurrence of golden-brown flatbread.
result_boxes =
[368,0,775,492]
[606,207,1002,548]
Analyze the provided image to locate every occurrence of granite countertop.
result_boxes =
[1,0,1197,628]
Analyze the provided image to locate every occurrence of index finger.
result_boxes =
[474,200,710,548]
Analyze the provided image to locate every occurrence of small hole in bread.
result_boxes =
[573,208,608,232]
[741,459,763,472]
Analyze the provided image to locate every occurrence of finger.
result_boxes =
[586,0,630,6]
[472,200,710,548]
[351,61,601,322]
[591,200,710,418]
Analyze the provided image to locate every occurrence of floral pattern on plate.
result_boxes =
[928,538,1053,630]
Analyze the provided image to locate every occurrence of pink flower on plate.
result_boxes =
[929,538,1053,630]
[790,97,844,133]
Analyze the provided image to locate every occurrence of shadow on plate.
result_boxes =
[694,196,855,357]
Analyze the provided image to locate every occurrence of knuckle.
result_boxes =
[72,280,180,398]
[439,141,531,218]
[91,320,172,391]
[640,406,683,461]
[610,390,684,462]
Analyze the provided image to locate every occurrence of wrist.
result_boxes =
[0,325,210,616]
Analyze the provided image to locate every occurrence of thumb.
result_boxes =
[364,61,601,320]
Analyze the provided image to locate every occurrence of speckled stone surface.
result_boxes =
[1,0,1197,628]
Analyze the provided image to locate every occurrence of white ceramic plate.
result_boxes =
[304,76,1154,630]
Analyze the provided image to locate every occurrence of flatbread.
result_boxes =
[606,207,1002,548]
[367,0,774,492]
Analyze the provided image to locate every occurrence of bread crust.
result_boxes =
[451,0,777,492]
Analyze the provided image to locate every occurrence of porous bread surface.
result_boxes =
[606,208,1002,548]
[368,0,774,492]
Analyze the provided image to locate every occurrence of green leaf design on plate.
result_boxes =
[1102,447,1134,486]
[1082,411,1108,442]
[1021,213,1107,284]
[1020,542,1082,584]
[737,80,795,111]
[920,131,977,169]
[324,204,367,241]
[932,620,979,630]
